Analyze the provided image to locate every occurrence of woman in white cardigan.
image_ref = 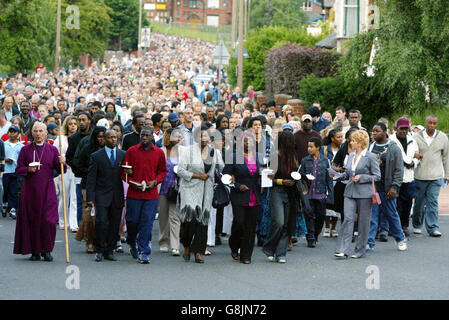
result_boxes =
[177,125,224,264]
[53,116,79,232]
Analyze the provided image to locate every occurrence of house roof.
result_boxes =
[315,31,337,49]
[323,0,335,8]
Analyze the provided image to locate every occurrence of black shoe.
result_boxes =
[1,209,6,218]
[307,240,316,248]
[194,254,204,264]
[231,251,239,261]
[95,253,103,262]
[41,252,53,262]
[379,234,388,242]
[215,236,222,245]
[240,259,251,264]
[104,252,117,261]
[257,236,264,247]
[29,254,40,261]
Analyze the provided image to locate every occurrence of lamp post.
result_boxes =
[55,0,62,72]
[138,0,143,58]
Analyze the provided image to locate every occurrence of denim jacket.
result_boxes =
[300,154,334,203]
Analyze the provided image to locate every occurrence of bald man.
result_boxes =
[13,122,67,261]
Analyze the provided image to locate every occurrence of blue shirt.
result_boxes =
[4,140,23,174]
[104,145,117,164]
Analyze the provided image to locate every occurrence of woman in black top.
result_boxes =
[222,130,262,264]
[262,131,299,263]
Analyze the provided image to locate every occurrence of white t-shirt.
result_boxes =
[0,121,11,137]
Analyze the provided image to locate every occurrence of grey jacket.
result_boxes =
[338,150,381,199]
[369,140,404,193]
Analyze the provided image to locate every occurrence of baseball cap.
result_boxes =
[168,113,180,122]
[302,114,313,122]
[396,117,410,129]
[46,123,58,131]
[282,124,294,131]
[8,125,20,133]
[96,118,110,129]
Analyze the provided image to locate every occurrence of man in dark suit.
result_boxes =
[87,129,126,262]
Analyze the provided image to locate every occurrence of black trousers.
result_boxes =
[180,220,208,255]
[397,182,415,229]
[305,199,326,241]
[229,205,259,261]
[215,204,225,236]
[94,205,122,254]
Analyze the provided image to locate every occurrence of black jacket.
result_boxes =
[86,147,125,208]
[222,152,262,206]
[66,129,92,172]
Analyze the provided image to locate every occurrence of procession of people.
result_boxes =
[1,33,448,265]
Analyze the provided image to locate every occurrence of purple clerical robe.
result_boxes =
[14,142,66,255]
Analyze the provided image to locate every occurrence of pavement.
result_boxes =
[1,211,449,300]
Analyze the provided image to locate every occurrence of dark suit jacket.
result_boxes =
[222,152,262,206]
[86,147,126,208]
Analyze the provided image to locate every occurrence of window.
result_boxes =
[189,0,199,8]
[344,0,359,37]
[302,0,313,11]
[208,0,219,9]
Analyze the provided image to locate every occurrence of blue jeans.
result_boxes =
[76,184,83,226]
[368,191,405,248]
[3,173,19,209]
[263,187,296,258]
[126,198,158,255]
[412,179,442,234]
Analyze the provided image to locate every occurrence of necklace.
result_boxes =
[33,142,47,170]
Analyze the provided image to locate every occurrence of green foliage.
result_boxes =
[61,0,112,62]
[0,0,50,74]
[249,0,308,30]
[107,0,150,51]
[227,26,326,91]
[151,23,221,43]
[0,0,112,73]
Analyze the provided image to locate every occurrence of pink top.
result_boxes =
[243,155,258,207]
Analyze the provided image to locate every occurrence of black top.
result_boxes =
[122,131,140,151]
[397,136,408,153]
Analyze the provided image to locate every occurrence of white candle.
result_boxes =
[33,150,35,163]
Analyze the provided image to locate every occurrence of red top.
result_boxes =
[121,143,167,200]
[1,134,28,145]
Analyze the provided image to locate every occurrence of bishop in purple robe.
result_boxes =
[13,122,66,261]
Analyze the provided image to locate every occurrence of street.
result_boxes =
[1,214,448,300]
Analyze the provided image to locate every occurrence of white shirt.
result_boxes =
[351,148,368,174]
[0,121,11,137]
[423,129,436,146]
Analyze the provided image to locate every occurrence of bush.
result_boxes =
[390,105,449,134]
[227,26,326,91]
[265,44,339,98]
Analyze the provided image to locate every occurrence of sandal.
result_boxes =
[205,249,212,256]
[86,244,95,254]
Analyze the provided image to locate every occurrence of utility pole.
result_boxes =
[267,0,271,26]
[231,0,238,48]
[244,0,248,35]
[55,0,62,72]
[138,0,143,57]
[247,0,251,33]
[237,0,244,89]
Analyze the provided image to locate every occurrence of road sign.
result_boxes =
[141,27,151,48]
[213,40,231,66]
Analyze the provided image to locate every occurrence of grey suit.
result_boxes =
[335,150,381,257]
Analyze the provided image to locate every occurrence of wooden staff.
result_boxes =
[58,119,70,263]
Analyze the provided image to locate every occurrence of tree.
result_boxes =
[249,0,308,30]
[107,0,150,51]
[227,26,326,91]
[60,0,112,64]
[340,0,449,114]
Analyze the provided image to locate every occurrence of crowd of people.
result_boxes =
[1,33,448,264]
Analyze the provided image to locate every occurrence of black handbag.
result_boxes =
[167,178,179,203]
[212,182,230,208]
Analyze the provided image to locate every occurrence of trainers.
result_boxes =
[413,228,422,234]
[379,234,388,242]
[331,229,338,238]
[160,246,169,253]
[116,244,124,253]
[267,255,275,262]
[138,253,150,264]
[277,257,286,263]
[366,244,375,252]
[397,239,407,251]
[430,230,442,237]
[323,228,331,238]
[9,208,16,219]
[172,249,180,256]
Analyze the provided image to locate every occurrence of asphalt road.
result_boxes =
[1,216,448,300]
